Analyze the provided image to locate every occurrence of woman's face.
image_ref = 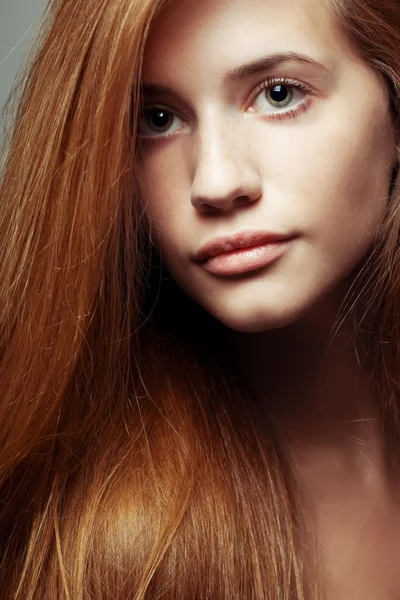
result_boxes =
[140,0,397,332]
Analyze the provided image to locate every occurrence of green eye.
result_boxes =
[266,85,294,108]
[251,78,311,118]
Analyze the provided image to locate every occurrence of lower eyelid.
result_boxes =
[139,120,189,141]
[266,100,311,121]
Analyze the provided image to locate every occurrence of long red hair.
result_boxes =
[0,0,399,597]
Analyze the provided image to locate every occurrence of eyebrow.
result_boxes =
[141,52,329,96]
[223,52,329,83]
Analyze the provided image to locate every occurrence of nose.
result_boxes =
[190,121,262,213]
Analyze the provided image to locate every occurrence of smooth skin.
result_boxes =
[141,0,396,333]
[140,0,400,597]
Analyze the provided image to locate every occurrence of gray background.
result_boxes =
[0,0,48,136]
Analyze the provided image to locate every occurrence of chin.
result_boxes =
[211,303,310,333]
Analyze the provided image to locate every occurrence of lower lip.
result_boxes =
[201,239,293,277]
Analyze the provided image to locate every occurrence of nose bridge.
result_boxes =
[191,113,261,210]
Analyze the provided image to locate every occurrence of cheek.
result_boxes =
[276,105,393,241]
[284,121,394,307]
[141,144,191,235]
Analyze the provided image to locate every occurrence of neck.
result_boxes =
[232,286,389,484]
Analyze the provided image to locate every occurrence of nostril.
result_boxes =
[197,203,222,216]
[234,194,261,208]
[191,188,262,214]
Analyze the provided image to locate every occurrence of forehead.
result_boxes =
[143,0,352,82]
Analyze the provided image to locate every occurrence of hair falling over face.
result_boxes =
[0,0,400,598]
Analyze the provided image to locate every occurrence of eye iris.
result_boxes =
[268,85,293,107]
[147,109,172,131]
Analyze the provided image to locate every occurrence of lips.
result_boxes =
[194,231,294,276]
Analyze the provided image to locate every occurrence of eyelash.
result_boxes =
[140,76,314,139]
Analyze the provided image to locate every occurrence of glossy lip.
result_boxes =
[194,230,296,277]
[194,230,293,261]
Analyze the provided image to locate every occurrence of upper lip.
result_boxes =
[194,230,294,262]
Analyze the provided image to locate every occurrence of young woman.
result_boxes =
[1,0,399,597]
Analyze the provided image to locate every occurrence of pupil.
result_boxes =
[150,110,170,129]
[270,85,288,103]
